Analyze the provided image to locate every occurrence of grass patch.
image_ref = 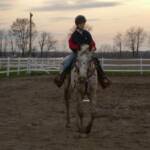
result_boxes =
[0,70,59,79]
[106,71,150,76]
[0,70,150,79]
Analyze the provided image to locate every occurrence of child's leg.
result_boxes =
[92,54,112,89]
[63,52,77,72]
[54,52,77,87]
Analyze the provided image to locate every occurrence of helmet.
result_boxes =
[75,15,86,25]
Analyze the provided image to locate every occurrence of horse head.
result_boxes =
[75,44,96,83]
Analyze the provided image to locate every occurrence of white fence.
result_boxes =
[0,57,63,76]
[0,57,150,76]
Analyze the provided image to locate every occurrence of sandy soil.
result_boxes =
[0,75,150,150]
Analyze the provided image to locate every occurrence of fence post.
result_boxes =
[17,57,20,76]
[27,57,31,74]
[101,57,104,70]
[6,57,10,77]
[27,58,29,74]
[0,58,1,69]
[140,57,143,75]
[29,57,31,74]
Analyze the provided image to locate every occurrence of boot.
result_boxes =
[93,57,112,89]
[54,71,67,88]
[98,73,112,89]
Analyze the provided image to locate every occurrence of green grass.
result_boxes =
[0,70,150,79]
[105,71,150,76]
[0,71,50,79]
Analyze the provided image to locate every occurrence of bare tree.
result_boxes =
[100,44,113,52]
[0,30,4,57]
[135,27,146,55]
[46,34,57,51]
[3,33,8,57]
[8,31,17,56]
[62,39,68,51]
[125,27,137,56]
[10,18,36,57]
[0,30,8,57]
[38,32,48,57]
[114,33,123,57]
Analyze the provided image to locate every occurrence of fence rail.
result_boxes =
[0,57,150,76]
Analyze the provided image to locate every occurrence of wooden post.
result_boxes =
[101,57,104,70]
[7,57,10,77]
[140,57,143,75]
[17,57,20,76]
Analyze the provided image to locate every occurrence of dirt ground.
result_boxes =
[0,75,150,150]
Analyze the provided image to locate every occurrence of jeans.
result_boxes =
[63,52,77,71]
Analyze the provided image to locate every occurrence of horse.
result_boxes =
[64,44,98,136]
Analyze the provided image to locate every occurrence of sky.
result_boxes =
[0,0,150,50]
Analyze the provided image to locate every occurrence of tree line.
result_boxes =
[0,17,150,58]
[0,18,57,57]
[101,26,149,57]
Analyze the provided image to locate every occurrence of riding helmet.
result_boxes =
[75,15,86,25]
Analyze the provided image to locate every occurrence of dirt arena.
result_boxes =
[0,75,150,150]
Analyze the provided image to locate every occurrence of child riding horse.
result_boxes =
[54,15,111,89]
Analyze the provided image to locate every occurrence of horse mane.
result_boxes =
[78,44,90,57]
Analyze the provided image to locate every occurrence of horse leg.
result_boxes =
[85,89,97,134]
[76,102,84,132]
[77,101,91,138]
[86,111,95,134]
[77,109,88,138]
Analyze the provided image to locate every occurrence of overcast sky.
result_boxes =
[0,0,150,50]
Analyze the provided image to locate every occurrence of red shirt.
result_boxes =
[68,28,96,52]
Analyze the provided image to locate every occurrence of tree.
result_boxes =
[135,27,146,55]
[8,30,17,56]
[10,18,36,57]
[114,33,123,57]
[0,30,4,57]
[38,32,57,57]
[99,43,113,57]
[0,30,8,57]
[125,26,146,56]
[46,34,57,52]
[125,27,137,56]
[3,32,8,57]
[38,32,48,57]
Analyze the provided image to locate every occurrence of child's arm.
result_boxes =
[88,32,96,51]
[68,36,80,52]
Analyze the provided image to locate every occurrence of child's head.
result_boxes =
[75,15,86,29]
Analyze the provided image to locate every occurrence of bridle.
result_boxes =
[73,58,97,100]
[74,59,96,79]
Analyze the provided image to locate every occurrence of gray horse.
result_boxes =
[64,44,98,136]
